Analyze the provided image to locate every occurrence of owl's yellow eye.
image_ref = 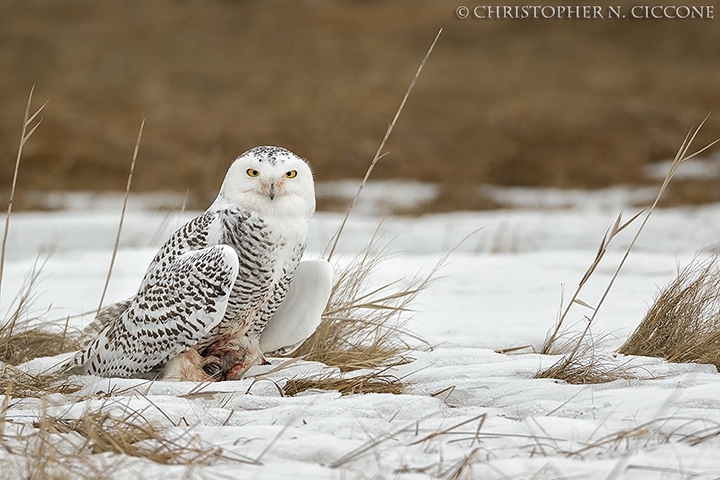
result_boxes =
[285,170,297,178]
[246,168,260,177]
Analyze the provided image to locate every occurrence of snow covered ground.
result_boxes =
[3,188,720,479]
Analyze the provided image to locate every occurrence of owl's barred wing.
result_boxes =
[79,211,220,349]
[80,298,133,348]
[66,245,239,377]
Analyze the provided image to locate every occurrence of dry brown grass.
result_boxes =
[0,274,79,399]
[292,32,440,372]
[534,346,635,385]
[0,366,81,399]
[3,329,76,365]
[1,432,105,480]
[536,119,719,383]
[660,179,720,207]
[568,416,720,459]
[0,401,230,479]
[0,91,233,478]
[325,28,441,260]
[329,413,487,470]
[291,244,434,371]
[0,259,82,367]
[0,87,81,371]
[3,1,720,211]
[618,255,720,369]
[283,370,404,396]
[34,409,222,464]
[95,120,143,316]
[0,85,46,296]
[540,209,642,356]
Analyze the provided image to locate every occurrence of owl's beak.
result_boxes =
[263,182,276,200]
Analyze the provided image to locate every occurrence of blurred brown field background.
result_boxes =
[1,0,720,211]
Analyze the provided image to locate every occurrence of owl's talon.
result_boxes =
[202,363,222,377]
[201,356,223,378]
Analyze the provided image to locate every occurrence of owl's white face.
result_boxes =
[212,146,316,220]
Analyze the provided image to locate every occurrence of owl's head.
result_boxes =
[211,146,316,219]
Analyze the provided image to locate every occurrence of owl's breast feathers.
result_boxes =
[201,207,308,345]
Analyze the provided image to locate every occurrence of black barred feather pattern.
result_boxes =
[81,298,132,348]
[64,146,315,379]
[195,209,303,351]
[70,245,239,377]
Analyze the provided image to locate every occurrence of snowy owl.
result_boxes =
[63,146,332,381]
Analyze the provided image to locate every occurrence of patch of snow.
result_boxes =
[481,184,658,210]
[315,180,440,214]
[645,153,720,180]
[23,190,188,212]
[2,194,720,478]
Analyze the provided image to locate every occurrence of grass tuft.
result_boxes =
[34,409,222,464]
[0,263,81,399]
[0,401,228,479]
[283,370,404,396]
[618,255,720,369]
[534,346,635,385]
[291,242,434,371]
[0,366,81,399]
[537,117,719,383]
[0,259,81,367]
